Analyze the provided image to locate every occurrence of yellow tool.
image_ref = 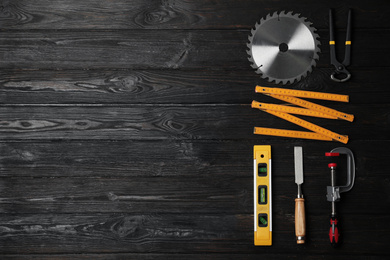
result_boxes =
[252,86,353,143]
[255,86,349,102]
[267,94,354,122]
[254,145,272,246]
[252,100,337,119]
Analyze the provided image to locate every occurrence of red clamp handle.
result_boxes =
[328,163,337,168]
[325,152,340,157]
[329,216,340,247]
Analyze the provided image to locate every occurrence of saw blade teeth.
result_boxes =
[290,78,296,84]
[251,62,259,70]
[247,11,321,85]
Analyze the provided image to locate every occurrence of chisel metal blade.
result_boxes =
[294,147,304,185]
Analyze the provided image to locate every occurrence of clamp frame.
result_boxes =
[325,147,355,202]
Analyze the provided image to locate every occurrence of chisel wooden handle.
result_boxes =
[295,198,306,244]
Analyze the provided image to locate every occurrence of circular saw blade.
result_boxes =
[247,11,321,84]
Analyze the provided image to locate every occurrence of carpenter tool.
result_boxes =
[247,11,320,84]
[329,9,352,82]
[251,86,354,143]
[254,145,272,246]
[294,147,306,244]
[325,147,356,247]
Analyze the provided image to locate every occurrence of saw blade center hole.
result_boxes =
[279,42,289,53]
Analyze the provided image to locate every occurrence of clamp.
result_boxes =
[325,147,356,246]
[326,147,355,202]
[329,9,352,82]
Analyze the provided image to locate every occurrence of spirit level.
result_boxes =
[254,145,272,246]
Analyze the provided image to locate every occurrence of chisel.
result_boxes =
[294,146,306,244]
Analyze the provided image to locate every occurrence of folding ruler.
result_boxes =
[254,145,272,246]
[252,87,354,144]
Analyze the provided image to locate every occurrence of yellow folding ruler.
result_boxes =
[252,86,353,144]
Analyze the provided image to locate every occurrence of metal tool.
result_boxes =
[325,147,356,247]
[247,11,320,84]
[329,9,352,82]
[294,147,306,244]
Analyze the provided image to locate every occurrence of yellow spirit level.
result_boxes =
[254,145,272,246]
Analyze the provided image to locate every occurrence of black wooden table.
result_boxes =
[1,0,389,259]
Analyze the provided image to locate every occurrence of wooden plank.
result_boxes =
[1,140,388,178]
[0,0,388,29]
[0,105,388,140]
[0,140,253,177]
[0,254,386,260]
[0,175,387,215]
[0,69,258,105]
[0,30,244,70]
[0,213,388,254]
[0,0,388,258]
[1,68,390,105]
[0,29,388,70]
[0,176,252,214]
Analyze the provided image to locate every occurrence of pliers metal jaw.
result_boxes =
[329,9,352,82]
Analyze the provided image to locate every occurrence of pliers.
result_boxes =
[329,9,352,82]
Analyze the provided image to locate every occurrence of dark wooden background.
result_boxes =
[1,0,389,259]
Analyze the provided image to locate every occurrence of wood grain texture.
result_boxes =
[0,0,388,29]
[2,140,388,177]
[0,0,390,258]
[1,68,390,105]
[0,255,386,260]
[0,29,388,70]
[0,175,387,215]
[0,214,388,255]
[0,104,388,140]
